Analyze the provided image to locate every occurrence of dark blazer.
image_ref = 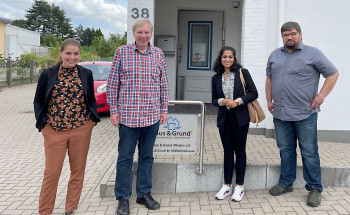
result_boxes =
[212,68,258,130]
[34,64,100,131]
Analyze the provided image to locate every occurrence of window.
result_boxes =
[187,21,212,70]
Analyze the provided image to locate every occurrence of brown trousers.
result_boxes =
[39,120,94,215]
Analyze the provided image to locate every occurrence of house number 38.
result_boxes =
[131,8,149,18]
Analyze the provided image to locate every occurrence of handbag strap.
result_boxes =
[239,68,259,127]
[239,68,247,95]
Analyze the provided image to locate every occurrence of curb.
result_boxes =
[100,161,350,197]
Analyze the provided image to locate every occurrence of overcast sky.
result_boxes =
[0,0,127,37]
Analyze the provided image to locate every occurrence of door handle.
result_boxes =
[178,43,182,63]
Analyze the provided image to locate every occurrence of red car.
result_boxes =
[79,61,112,113]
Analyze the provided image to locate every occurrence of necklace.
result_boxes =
[223,71,231,81]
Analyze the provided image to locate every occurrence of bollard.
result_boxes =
[30,60,34,83]
[6,60,12,87]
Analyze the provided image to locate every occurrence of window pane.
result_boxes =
[188,22,212,70]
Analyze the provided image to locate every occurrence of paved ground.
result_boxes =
[1,84,350,215]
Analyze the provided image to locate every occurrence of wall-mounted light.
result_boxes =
[232,0,240,8]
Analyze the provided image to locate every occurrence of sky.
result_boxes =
[0,0,128,37]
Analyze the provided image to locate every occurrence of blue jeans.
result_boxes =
[115,122,160,199]
[273,113,322,192]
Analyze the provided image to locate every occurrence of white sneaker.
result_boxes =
[215,184,232,200]
[232,185,244,201]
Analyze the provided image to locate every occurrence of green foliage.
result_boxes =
[36,55,55,73]
[18,53,39,67]
[15,53,39,79]
[93,28,104,39]
[91,33,127,58]
[80,52,100,62]
[92,37,115,58]
[25,0,51,34]
[11,19,27,28]
[75,24,84,43]
[50,4,74,39]
[48,45,60,63]
[17,0,74,41]
[91,28,104,48]
[41,34,62,47]
[8,0,127,63]
[80,27,96,46]
[81,46,99,61]
[109,32,127,47]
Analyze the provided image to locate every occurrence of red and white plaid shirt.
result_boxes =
[107,43,169,128]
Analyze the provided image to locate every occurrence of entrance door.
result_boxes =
[177,10,223,102]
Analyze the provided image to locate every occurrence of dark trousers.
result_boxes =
[115,122,160,199]
[219,109,249,185]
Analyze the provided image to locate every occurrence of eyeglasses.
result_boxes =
[282,32,299,38]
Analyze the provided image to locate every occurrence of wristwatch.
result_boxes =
[235,99,239,105]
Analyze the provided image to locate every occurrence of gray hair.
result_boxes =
[132,18,153,32]
[281,22,302,34]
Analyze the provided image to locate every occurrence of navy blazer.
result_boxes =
[34,64,100,131]
[212,68,258,130]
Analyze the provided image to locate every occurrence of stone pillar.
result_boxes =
[127,0,155,44]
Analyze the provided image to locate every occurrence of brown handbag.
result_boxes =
[239,69,266,127]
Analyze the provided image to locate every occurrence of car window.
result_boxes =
[82,65,111,81]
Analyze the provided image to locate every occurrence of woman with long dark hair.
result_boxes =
[212,46,258,201]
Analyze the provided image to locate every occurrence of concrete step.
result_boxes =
[100,161,350,197]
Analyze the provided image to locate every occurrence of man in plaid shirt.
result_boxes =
[107,18,169,215]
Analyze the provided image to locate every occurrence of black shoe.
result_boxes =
[307,187,322,207]
[269,184,294,196]
[136,193,160,210]
[116,198,130,215]
[64,212,74,215]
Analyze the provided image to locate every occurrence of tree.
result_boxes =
[92,33,127,58]
[80,27,95,46]
[25,0,52,34]
[11,19,27,28]
[91,28,104,46]
[50,4,74,39]
[109,32,127,47]
[12,0,74,41]
[75,25,84,43]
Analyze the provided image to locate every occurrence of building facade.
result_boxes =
[126,0,349,142]
[0,17,12,58]
[0,17,40,60]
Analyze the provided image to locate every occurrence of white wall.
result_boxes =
[283,0,350,131]
[243,0,350,131]
[5,24,40,59]
[241,0,272,129]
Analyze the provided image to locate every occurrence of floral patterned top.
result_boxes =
[47,65,90,131]
[222,72,235,101]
